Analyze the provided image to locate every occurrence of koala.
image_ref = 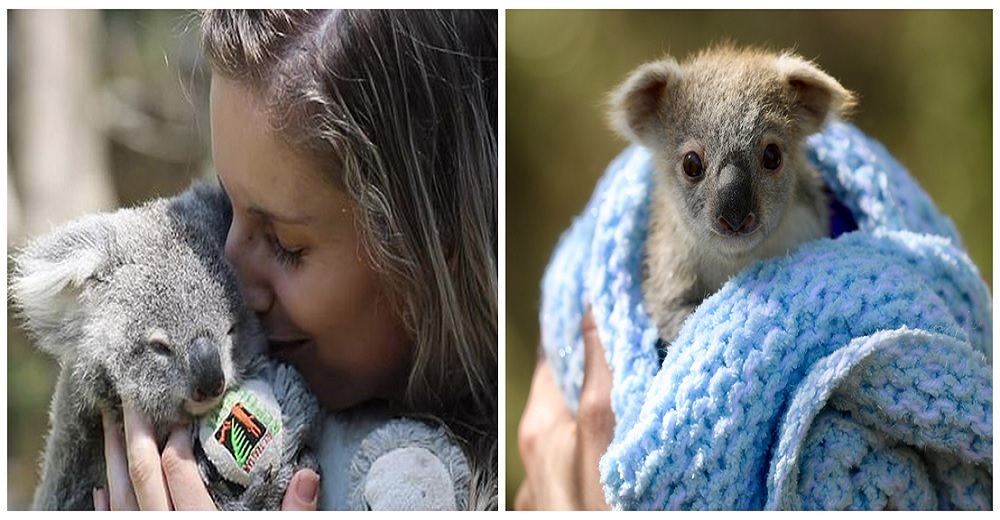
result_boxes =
[608,46,856,344]
[9,181,323,510]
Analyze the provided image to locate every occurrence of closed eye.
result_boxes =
[266,232,305,267]
[146,329,172,356]
[149,339,172,356]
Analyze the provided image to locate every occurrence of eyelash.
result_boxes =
[266,232,304,267]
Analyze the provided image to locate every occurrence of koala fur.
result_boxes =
[608,46,856,344]
[9,181,323,510]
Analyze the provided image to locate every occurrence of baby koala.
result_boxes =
[10,182,322,510]
[608,46,856,344]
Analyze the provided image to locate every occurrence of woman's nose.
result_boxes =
[224,219,274,314]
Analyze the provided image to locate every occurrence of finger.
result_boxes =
[123,401,171,510]
[529,352,572,416]
[281,469,320,510]
[518,354,571,464]
[534,420,581,510]
[93,488,110,511]
[517,355,579,509]
[580,308,614,398]
[576,309,614,510]
[102,410,139,510]
[578,308,616,455]
[161,426,216,510]
[578,309,614,425]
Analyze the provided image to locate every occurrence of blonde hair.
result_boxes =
[200,9,498,509]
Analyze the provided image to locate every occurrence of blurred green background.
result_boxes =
[7,10,211,508]
[505,10,992,509]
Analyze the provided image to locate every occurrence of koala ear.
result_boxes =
[165,180,232,251]
[9,214,117,357]
[776,52,857,134]
[608,58,683,147]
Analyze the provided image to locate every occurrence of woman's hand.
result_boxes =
[95,401,320,510]
[515,309,615,510]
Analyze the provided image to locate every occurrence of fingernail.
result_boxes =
[297,471,320,505]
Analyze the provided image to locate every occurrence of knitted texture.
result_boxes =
[539,121,992,510]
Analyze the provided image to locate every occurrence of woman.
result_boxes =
[97,9,498,510]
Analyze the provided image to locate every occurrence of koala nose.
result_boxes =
[716,164,758,235]
[718,212,756,235]
[189,336,226,402]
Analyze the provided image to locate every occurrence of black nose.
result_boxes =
[718,212,757,234]
[189,336,225,402]
[715,164,758,235]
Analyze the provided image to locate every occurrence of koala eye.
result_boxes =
[682,151,704,181]
[226,323,237,336]
[148,338,172,356]
[145,329,172,356]
[762,143,782,171]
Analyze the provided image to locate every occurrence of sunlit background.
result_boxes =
[7,10,211,508]
[504,10,992,509]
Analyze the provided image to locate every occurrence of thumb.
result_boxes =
[576,308,614,510]
[281,469,320,511]
[579,308,613,407]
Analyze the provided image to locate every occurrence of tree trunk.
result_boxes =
[11,9,115,243]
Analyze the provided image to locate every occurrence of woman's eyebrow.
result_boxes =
[249,205,313,225]
[216,173,313,225]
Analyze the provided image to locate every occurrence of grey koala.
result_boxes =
[9,181,323,510]
[608,46,856,344]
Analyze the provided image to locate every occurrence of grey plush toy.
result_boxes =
[9,181,323,510]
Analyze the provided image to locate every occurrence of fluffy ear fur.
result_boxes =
[9,214,117,358]
[776,52,856,134]
[608,58,683,147]
[165,180,232,250]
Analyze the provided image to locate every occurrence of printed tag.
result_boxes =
[199,379,282,487]
[214,401,272,473]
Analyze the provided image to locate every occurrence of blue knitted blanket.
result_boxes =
[539,121,993,510]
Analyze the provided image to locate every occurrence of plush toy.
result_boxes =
[347,418,471,510]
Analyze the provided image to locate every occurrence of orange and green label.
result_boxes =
[207,383,281,475]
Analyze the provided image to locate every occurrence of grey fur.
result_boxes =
[608,47,856,343]
[9,181,323,510]
[348,418,471,510]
